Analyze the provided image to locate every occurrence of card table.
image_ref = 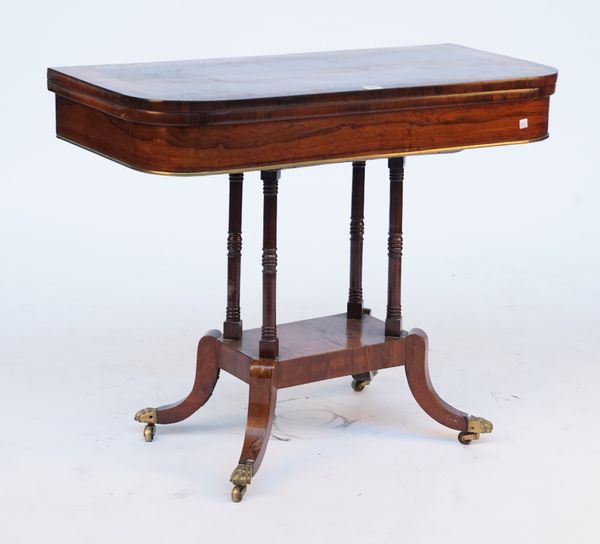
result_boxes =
[48,44,557,501]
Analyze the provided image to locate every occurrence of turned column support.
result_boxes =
[347,161,366,319]
[223,173,244,339]
[259,170,280,359]
[385,157,404,337]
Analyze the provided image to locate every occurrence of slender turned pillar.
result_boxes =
[259,170,280,359]
[385,157,404,337]
[223,173,244,339]
[347,161,366,319]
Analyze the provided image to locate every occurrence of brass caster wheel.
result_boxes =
[458,431,475,445]
[143,424,156,442]
[231,485,247,503]
[351,379,370,392]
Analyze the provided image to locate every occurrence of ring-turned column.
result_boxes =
[385,157,404,337]
[347,161,366,319]
[259,170,280,358]
[223,173,244,340]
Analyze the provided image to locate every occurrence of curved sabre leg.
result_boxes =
[230,360,277,502]
[405,328,493,444]
[134,330,221,441]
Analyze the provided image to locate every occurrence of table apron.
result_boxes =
[54,95,550,175]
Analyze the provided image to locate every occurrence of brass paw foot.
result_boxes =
[135,407,157,442]
[230,460,254,502]
[458,416,493,445]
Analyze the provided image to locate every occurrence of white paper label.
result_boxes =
[363,85,383,90]
[519,118,528,129]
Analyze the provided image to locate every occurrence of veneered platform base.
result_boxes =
[218,313,406,388]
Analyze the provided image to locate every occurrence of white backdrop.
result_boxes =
[1,1,599,542]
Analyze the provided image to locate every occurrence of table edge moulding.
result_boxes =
[47,43,557,502]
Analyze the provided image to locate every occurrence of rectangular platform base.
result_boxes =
[218,313,407,388]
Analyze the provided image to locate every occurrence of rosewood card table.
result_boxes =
[47,44,557,502]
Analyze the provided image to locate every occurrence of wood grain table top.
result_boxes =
[48,44,556,107]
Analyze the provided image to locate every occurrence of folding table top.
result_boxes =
[48,44,556,106]
[47,44,557,174]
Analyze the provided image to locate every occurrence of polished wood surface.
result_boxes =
[404,329,469,431]
[237,360,277,475]
[153,330,221,425]
[221,313,406,388]
[53,95,552,175]
[48,45,556,174]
